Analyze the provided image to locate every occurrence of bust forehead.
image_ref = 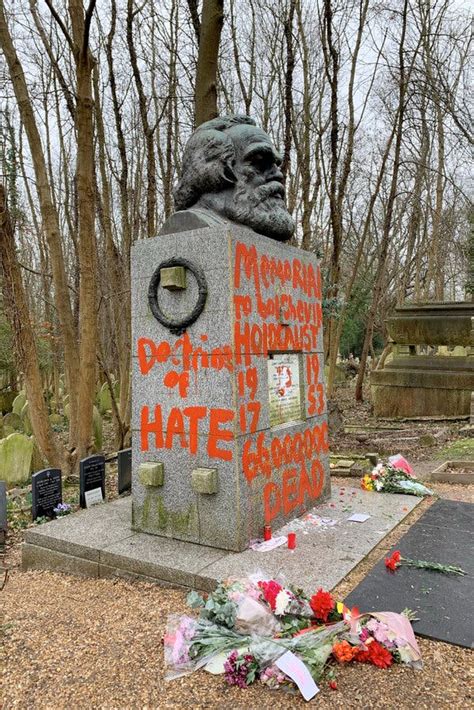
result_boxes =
[226,124,279,161]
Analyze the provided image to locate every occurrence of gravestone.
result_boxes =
[131,116,330,552]
[117,448,132,495]
[0,481,6,545]
[12,392,26,416]
[79,455,105,508]
[371,302,474,417]
[0,432,34,484]
[31,468,62,520]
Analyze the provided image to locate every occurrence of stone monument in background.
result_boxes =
[371,302,474,418]
[131,116,329,552]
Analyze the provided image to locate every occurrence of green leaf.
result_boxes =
[186,590,205,608]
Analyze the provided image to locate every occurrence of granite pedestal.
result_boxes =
[132,225,329,551]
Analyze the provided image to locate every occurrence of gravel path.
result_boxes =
[1,481,473,709]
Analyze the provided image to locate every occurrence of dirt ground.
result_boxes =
[1,385,473,709]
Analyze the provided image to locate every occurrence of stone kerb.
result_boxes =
[131,225,329,551]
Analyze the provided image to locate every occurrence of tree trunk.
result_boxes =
[194,0,224,126]
[127,0,157,238]
[69,0,98,462]
[355,0,409,402]
[0,185,64,469]
[0,0,80,454]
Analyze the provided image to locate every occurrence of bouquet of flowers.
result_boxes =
[362,461,433,497]
[164,574,423,696]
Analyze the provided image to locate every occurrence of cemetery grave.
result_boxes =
[1,396,472,707]
[2,472,472,708]
[2,1,472,704]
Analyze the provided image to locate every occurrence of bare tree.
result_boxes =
[194,0,224,126]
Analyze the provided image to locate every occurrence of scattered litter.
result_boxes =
[347,513,370,523]
[250,536,287,552]
[275,650,320,700]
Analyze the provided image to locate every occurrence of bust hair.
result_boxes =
[173,115,256,211]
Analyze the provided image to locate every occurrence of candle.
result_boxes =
[287,532,296,549]
[264,525,272,541]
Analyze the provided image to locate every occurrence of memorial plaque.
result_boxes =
[0,481,7,545]
[268,353,304,427]
[117,448,132,495]
[79,455,105,508]
[32,468,62,520]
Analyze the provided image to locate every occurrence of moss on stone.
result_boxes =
[138,490,198,536]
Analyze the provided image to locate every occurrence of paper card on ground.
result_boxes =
[275,650,319,701]
[84,487,104,508]
[250,536,287,552]
[347,513,370,523]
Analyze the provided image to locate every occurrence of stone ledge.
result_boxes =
[431,460,474,485]
[22,488,421,592]
[22,543,99,578]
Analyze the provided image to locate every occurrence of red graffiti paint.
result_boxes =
[140,404,234,461]
[136,237,326,525]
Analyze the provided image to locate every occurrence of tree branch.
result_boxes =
[43,0,75,53]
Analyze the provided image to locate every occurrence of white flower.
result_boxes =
[375,479,384,491]
[274,589,292,616]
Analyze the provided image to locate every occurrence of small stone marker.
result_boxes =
[79,455,105,508]
[31,468,62,520]
[0,481,7,545]
[117,448,132,495]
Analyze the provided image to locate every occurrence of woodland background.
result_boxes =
[0,0,472,474]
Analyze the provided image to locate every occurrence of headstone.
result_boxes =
[132,116,329,552]
[0,481,7,545]
[12,392,26,416]
[117,448,132,495]
[3,412,23,432]
[0,390,17,413]
[98,382,112,414]
[79,455,105,508]
[21,402,33,435]
[31,468,62,520]
[92,406,103,451]
[0,432,34,484]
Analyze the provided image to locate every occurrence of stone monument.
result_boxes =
[371,302,474,417]
[132,115,329,552]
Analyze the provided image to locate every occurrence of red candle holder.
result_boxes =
[287,532,296,549]
[264,525,272,541]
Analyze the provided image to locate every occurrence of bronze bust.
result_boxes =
[160,115,295,242]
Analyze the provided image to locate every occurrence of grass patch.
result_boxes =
[436,438,474,460]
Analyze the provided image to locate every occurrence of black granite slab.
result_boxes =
[344,500,474,648]
[32,469,62,520]
[79,455,106,508]
[117,448,132,495]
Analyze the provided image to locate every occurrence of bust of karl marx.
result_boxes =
[159,115,295,242]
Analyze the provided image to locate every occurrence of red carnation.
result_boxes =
[385,550,401,572]
[310,588,335,622]
[367,640,393,669]
[354,646,371,663]
[329,680,338,690]
[258,580,283,611]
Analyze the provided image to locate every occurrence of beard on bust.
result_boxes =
[223,179,295,242]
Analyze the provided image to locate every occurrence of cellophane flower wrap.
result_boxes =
[163,574,423,694]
